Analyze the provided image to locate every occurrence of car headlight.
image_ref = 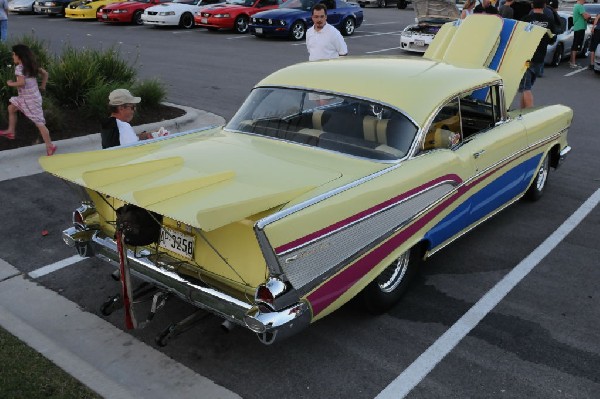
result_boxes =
[113,9,128,13]
[214,13,229,18]
[402,31,412,37]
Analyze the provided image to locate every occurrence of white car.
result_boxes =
[8,0,36,13]
[141,0,222,29]
[399,0,460,54]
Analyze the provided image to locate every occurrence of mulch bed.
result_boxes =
[0,104,186,152]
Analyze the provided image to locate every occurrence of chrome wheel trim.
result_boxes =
[535,155,549,192]
[292,22,304,40]
[377,251,410,293]
[236,16,248,33]
[344,18,355,35]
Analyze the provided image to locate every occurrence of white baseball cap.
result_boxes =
[109,89,141,106]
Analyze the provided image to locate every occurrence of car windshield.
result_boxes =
[225,0,254,5]
[226,87,418,161]
[171,0,196,4]
[279,0,316,10]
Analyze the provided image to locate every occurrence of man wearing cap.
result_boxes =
[101,88,152,149]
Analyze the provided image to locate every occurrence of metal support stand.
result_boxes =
[99,282,157,316]
[155,310,210,347]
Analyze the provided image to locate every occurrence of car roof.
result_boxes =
[256,56,501,127]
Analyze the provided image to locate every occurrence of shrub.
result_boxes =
[84,81,126,120]
[0,34,168,135]
[92,46,137,87]
[46,45,103,109]
[131,79,167,109]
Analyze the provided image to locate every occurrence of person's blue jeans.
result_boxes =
[0,20,7,42]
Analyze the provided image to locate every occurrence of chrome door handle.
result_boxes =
[473,150,486,159]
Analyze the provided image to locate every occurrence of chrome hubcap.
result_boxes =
[535,156,549,191]
[377,251,410,293]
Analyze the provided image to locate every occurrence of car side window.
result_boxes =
[320,0,335,10]
[422,97,462,152]
[421,85,504,153]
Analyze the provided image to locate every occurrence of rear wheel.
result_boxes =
[551,43,563,66]
[132,10,143,25]
[290,20,305,41]
[179,12,194,29]
[361,247,419,314]
[234,15,249,34]
[397,0,408,9]
[341,17,355,36]
[525,153,549,201]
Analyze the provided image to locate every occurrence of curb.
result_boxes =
[0,104,226,183]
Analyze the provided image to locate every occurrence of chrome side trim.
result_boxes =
[276,181,457,295]
[254,162,405,277]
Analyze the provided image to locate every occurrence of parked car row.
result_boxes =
[13,0,364,39]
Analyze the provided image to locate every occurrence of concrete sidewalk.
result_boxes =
[0,260,241,399]
[0,103,226,182]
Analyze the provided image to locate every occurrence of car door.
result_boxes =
[455,86,529,225]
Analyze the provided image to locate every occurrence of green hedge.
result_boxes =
[0,35,166,132]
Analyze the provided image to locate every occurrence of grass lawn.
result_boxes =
[0,327,101,399]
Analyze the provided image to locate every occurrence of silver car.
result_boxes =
[545,11,592,66]
[8,0,37,13]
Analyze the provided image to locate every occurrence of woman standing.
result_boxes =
[0,44,56,156]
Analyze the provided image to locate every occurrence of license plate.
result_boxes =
[159,226,195,259]
[201,17,207,23]
[102,14,107,19]
[255,27,263,34]
[415,40,425,47]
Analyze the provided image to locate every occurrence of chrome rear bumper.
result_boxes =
[62,227,311,343]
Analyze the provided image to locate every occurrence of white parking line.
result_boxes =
[376,187,600,399]
[564,67,589,77]
[366,46,403,54]
[28,254,84,279]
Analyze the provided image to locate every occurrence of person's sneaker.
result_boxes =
[569,63,580,69]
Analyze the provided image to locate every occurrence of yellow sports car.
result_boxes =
[65,0,125,19]
[41,15,572,345]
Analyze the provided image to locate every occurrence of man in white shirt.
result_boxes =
[101,89,152,149]
[306,3,348,61]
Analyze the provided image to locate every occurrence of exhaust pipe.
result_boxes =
[221,320,235,332]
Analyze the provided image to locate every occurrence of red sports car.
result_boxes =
[195,0,283,34]
[97,0,172,24]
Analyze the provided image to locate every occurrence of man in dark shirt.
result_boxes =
[518,0,557,108]
[473,0,499,14]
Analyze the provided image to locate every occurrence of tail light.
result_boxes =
[73,202,97,230]
[255,277,287,310]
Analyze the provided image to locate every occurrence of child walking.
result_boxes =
[0,44,56,156]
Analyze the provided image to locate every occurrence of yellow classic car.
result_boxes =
[65,0,125,18]
[41,15,572,345]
